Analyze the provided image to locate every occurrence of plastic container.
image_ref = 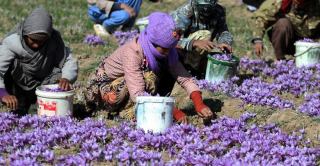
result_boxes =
[135,96,174,133]
[205,53,239,83]
[294,41,320,68]
[135,17,149,32]
[35,84,75,117]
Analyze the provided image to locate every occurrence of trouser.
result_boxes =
[268,18,299,60]
[180,30,212,79]
[88,0,142,32]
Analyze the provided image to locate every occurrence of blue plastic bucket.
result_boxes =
[294,41,320,68]
[205,53,239,83]
[135,96,174,133]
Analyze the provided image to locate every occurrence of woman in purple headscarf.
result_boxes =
[85,12,213,123]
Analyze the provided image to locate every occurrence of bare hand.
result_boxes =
[197,106,213,119]
[58,78,72,91]
[192,40,216,51]
[217,43,232,53]
[2,95,18,110]
[121,4,136,17]
[254,42,263,57]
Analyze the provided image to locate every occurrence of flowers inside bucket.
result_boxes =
[294,39,320,68]
[205,52,239,84]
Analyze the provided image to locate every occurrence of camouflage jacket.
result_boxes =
[252,0,320,41]
[170,3,233,51]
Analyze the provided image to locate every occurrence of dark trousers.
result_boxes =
[268,18,299,60]
[4,72,37,115]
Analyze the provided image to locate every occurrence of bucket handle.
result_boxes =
[294,45,320,57]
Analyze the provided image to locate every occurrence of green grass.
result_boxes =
[0,0,274,83]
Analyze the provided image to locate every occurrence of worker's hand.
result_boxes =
[254,42,263,57]
[58,78,72,91]
[173,108,188,124]
[197,106,213,119]
[1,95,18,110]
[192,40,216,51]
[217,43,232,53]
[177,116,188,124]
[120,3,136,17]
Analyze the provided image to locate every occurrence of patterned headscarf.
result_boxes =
[138,12,179,73]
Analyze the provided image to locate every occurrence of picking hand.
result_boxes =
[196,106,213,119]
[192,40,216,51]
[58,78,72,91]
[254,42,263,57]
[2,95,18,110]
[218,43,232,53]
[173,108,188,124]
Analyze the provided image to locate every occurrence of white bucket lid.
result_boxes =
[36,84,75,99]
[136,96,175,103]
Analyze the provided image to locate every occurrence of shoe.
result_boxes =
[247,5,257,12]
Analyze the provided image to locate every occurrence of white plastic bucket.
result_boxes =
[135,96,174,133]
[294,41,320,68]
[35,84,75,117]
[135,17,149,32]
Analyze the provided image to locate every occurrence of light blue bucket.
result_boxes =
[294,41,320,68]
[135,96,174,133]
[205,53,239,83]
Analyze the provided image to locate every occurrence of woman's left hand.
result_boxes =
[197,106,214,119]
[59,78,72,91]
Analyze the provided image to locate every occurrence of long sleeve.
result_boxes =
[61,47,78,83]
[121,48,146,102]
[0,44,16,88]
[169,61,200,96]
[251,0,282,40]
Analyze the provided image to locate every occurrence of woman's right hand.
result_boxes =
[120,3,136,17]
[1,95,18,110]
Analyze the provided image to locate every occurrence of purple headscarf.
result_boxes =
[138,12,179,73]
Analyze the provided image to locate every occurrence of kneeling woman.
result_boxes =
[85,12,213,123]
[0,7,78,114]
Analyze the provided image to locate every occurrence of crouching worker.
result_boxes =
[85,12,214,123]
[0,7,79,115]
[87,0,142,34]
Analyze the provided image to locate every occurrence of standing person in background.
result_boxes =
[0,7,78,115]
[251,0,320,60]
[87,0,142,36]
[171,0,233,79]
[85,12,214,123]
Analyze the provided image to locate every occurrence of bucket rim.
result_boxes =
[35,84,75,98]
[36,84,75,93]
[207,53,240,67]
[294,41,320,46]
[136,96,175,103]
